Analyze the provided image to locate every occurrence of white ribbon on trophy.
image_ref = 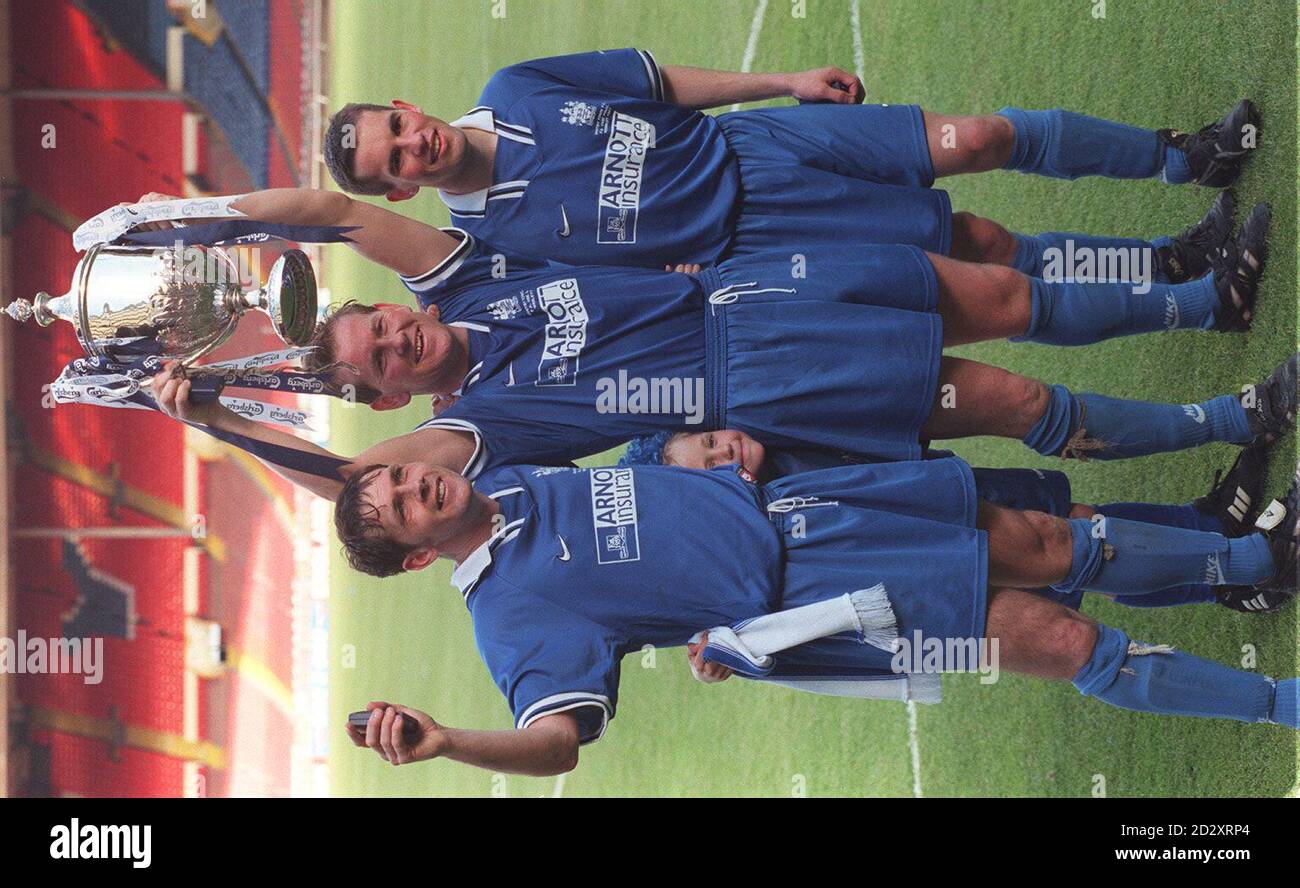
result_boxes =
[72,194,249,252]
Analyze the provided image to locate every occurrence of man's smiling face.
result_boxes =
[330,304,469,407]
[361,462,473,546]
[351,102,469,198]
[358,462,484,568]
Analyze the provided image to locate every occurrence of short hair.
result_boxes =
[334,464,417,578]
[324,103,392,196]
[618,431,681,467]
[302,299,381,405]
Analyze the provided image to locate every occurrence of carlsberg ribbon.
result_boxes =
[72,195,357,252]
[50,343,336,431]
[49,345,350,480]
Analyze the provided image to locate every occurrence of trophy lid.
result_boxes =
[264,249,318,346]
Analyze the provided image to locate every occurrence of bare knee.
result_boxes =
[1008,375,1050,430]
[946,114,1013,170]
[1068,503,1096,519]
[951,212,1017,265]
[952,115,1014,171]
[1024,510,1071,563]
[1043,612,1098,678]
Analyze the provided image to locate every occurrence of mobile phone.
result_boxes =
[348,709,422,742]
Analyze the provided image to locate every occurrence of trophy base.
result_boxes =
[266,249,318,347]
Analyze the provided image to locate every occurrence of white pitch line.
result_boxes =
[552,772,567,798]
[849,0,866,85]
[906,700,923,798]
[730,0,770,112]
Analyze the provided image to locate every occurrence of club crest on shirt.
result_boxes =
[560,101,598,127]
[486,295,524,320]
[589,467,641,564]
[536,278,587,386]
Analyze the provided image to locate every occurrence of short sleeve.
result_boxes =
[487,49,664,103]
[417,404,595,479]
[400,230,545,308]
[472,584,622,744]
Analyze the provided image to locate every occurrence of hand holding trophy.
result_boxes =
[3,194,356,477]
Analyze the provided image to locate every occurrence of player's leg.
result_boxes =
[923,355,1296,460]
[985,587,1298,727]
[977,500,1283,600]
[930,250,1219,345]
[932,204,1268,345]
[947,212,1019,265]
[927,101,1259,185]
[951,196,1237,287]
[972,451,1275,610]
[1096,448,1295,612]
[1006,191,1238,283]
[922,113,1015,178]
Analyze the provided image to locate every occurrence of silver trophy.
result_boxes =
[3,243,318,363]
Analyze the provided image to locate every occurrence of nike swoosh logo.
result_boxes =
[556,535,571,561]
[557,205,570,237]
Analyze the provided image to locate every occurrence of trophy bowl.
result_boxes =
[5,244,319,363]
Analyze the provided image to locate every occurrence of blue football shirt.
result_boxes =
[432,49,740,271]
[412,234,718,475]
[459,464,783,743]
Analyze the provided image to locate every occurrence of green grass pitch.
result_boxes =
[325,0,1298,797]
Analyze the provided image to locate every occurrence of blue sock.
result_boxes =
[1161,145,1194,185]
[1014,274,1217,346]
[1052,518,1271,596]
[1105,585,1219,608]
[1072,624,1279,724]
[1020,384,1252,459]
[997,107,1187,181]
[1089,502,1221,607]
[1094,501,1224,534]
[1272,679,1299,728]
[1011,232,1166,282]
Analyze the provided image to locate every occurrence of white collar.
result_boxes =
[450,107,496,133]
[449,488,527,596]
[450,538,495,595]
[439,110,495,214]
[439,107,533,215]
[439,186,490,215]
